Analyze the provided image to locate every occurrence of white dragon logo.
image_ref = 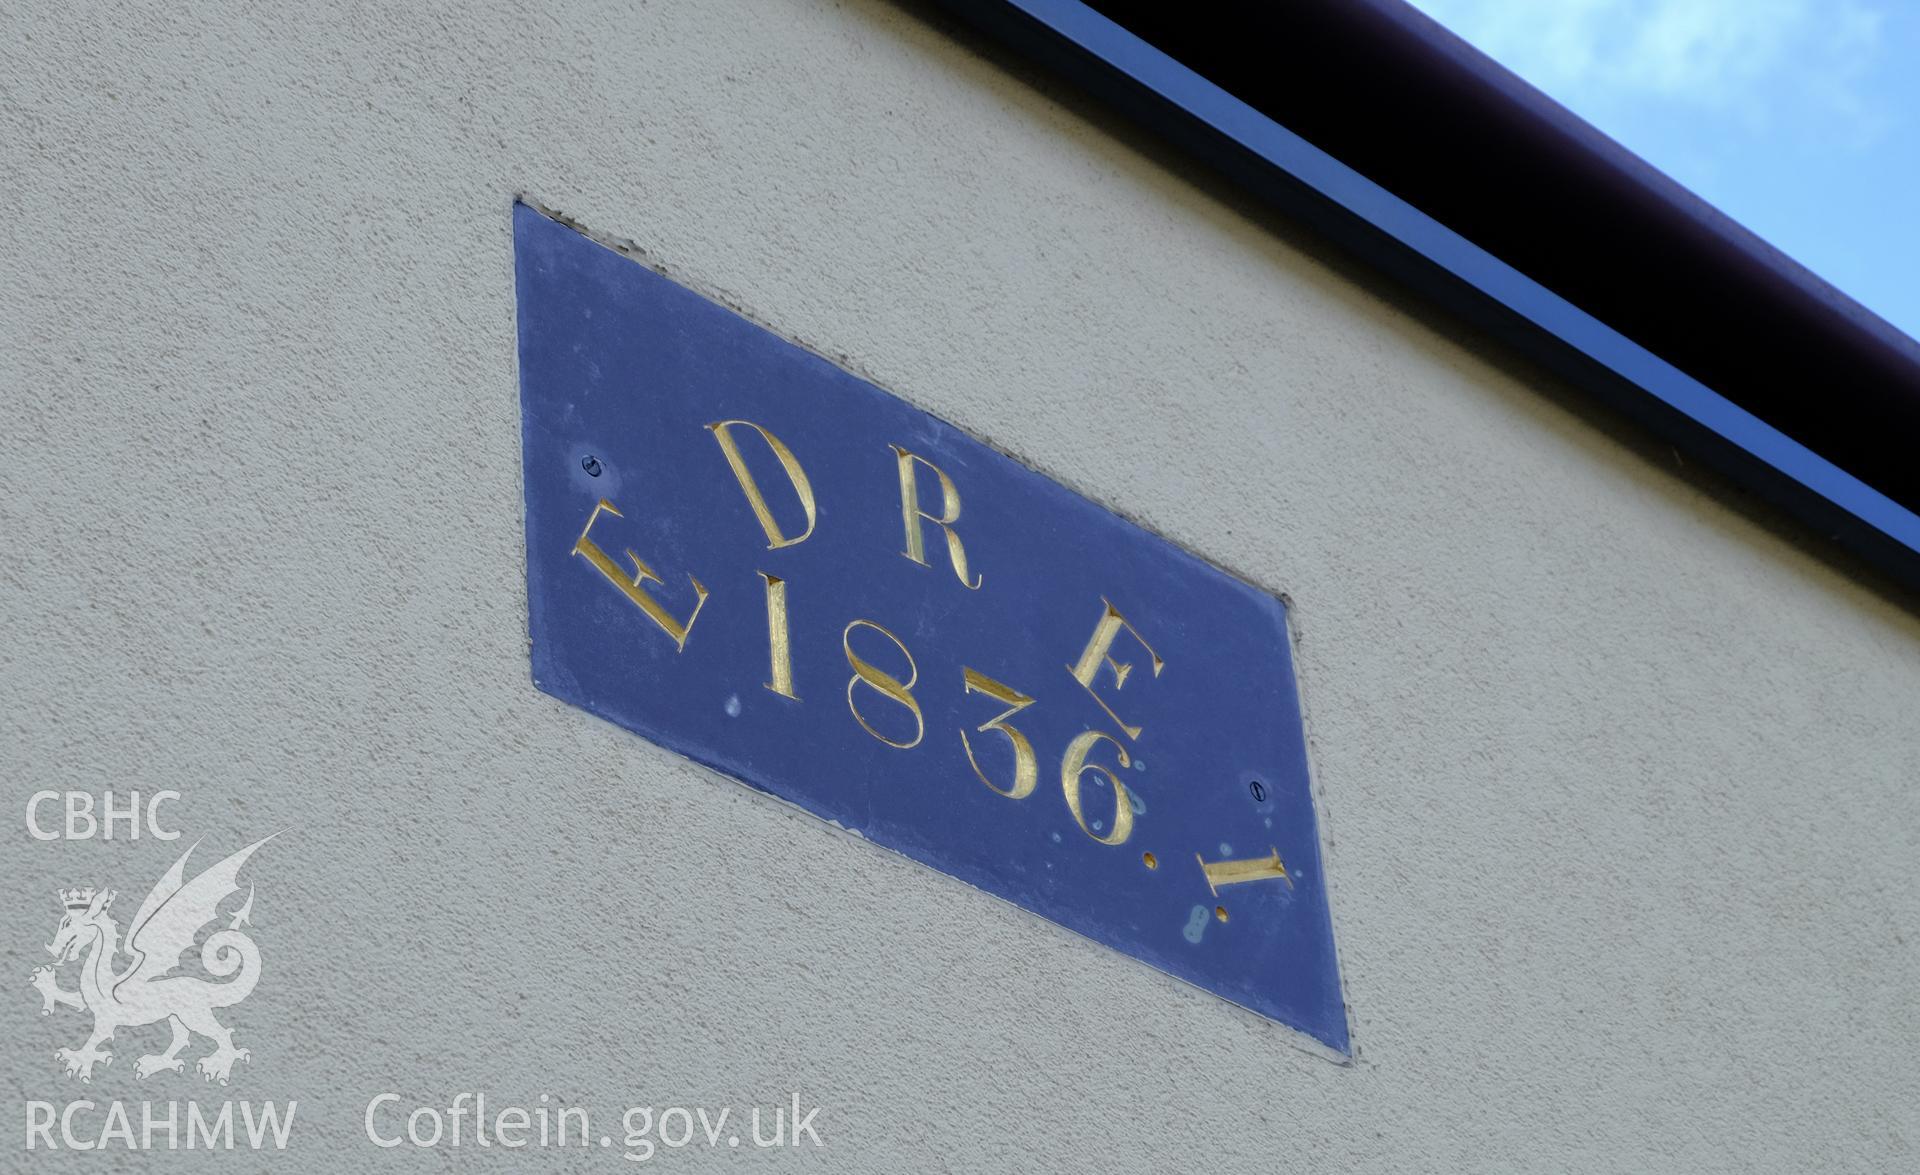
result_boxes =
[28,835,273,1085]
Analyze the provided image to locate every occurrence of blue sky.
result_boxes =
[1406,0,1920,343]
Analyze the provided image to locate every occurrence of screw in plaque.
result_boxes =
[581,454,603,477]
[1248,779,1267,803]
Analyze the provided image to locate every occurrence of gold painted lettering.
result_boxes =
[1194,847,1292,896]
[571,499,708,652]
[1060,729,1135,846]
[842,620,924,749]
[959,668,1037,799]
[759,572,796,699]
[707,420,817,549]
[890,445,981,589]
[1066,599,1163,740]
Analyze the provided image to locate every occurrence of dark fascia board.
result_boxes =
[920,0,1920,596]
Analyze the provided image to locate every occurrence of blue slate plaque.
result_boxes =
[512,203,1349,1054]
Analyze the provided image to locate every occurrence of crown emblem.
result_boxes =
[59,887,97,911]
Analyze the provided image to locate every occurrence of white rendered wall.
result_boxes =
[2,1,1916,1170]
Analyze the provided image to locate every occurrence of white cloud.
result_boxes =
[1407,0,1888,143]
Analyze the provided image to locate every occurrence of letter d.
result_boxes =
[707,420,817,549]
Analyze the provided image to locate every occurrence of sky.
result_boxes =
[1405,0,1920,344]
